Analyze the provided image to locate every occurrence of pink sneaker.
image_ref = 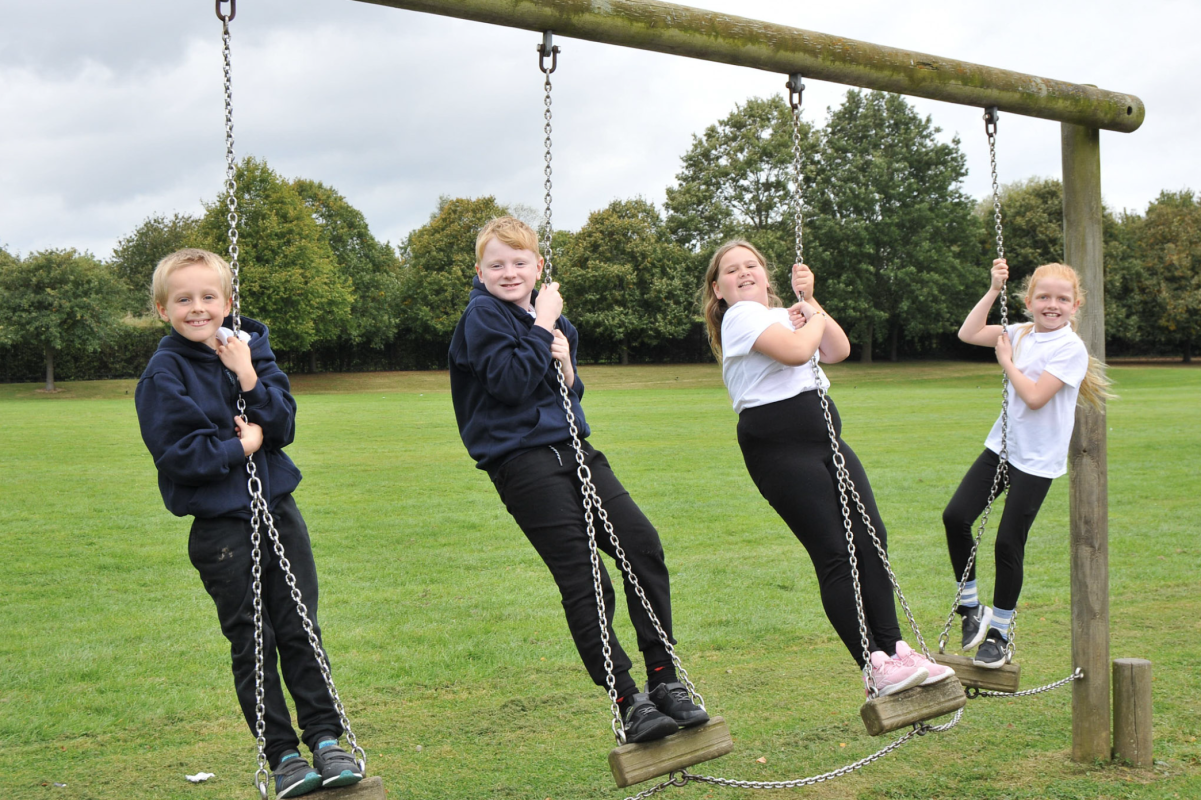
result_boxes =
[893,641,956,685]
[865,650,928,698]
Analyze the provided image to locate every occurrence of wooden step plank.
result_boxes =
[609,716,733,788]
[860,676,966,736]
[933,653,1022,693]
[320,776,386,799]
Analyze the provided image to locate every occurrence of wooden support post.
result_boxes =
[321,776,387,799]
[609,717,733,787]
[353,0,1144,132]
[859,677,966,737]
[1113,658,1153,767]
[1062,121,1111,763]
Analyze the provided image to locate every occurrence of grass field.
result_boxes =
[1,362,1198,800]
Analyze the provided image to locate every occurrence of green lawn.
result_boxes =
[1,362,1198,799]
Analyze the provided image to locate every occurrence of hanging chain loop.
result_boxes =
[215,0,236,22]
[219,13,364,794]
[786,73,805,268]
[538,32,557,281]
[938,106,1017,658]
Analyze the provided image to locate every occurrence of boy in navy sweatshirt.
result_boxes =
[135,249,361,798]
[449,217,708,743]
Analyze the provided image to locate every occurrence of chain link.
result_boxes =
[537,36,704,742]
[967,668,1082,699]
[787,73,805,268]
[937,107,1017,659]
[219,13,364,794]
[623,709,964,798]
[538,32,558,280]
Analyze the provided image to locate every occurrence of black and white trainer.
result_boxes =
[959,604,993,651]
[648,681,710,728]
[621,692,680,743]
[972,629,1010,669]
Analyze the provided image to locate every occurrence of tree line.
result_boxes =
[2,91,1198,389]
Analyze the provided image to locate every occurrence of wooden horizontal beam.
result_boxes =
[353,0,1144,132]
[860,677,966,737]
[609,717,733,787]
[934,653,1022,693]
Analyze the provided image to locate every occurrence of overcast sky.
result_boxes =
[2,0,1197,259]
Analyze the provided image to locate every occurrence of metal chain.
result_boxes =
[967,668,1082,699]
[622,709,964,798]
[937,107,1017,659]
[536,35,704,743]
[538,31,558,280]
[787,73,805,268]
[217,6,364,794]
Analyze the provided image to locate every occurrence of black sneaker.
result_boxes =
[959,604,993,651]
[621,692,680,743]
[273,751,321,798]
[648,681,710,728]
[312,740,363,789]
[972,629,1009,669]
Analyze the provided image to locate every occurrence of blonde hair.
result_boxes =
[700,240,782,359]
[475,216,540,263]
[1013,262,1114,411]
[152,248,233,308]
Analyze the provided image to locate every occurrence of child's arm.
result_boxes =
[463,302,559,405]
[786,263,852,363]
[136,370,258,485]
[753,301,828,366]
[959,259,1009,346]
[219,336,297,449]
[550,330,575,390]
[995,333,1067,410]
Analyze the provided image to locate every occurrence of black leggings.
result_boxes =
[737,391,902,668]
[943,449,1053,610]
[491,441,674,699]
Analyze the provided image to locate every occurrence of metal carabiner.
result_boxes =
[984,106,999,138]
[786,72,805,111]
[538,30,560,74]
[216,0,236,22]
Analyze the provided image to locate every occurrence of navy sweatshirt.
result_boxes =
[135,317,301,520]
[449,277,588,473]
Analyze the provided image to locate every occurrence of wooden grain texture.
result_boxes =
[933,653,1021,693]
[353,0,1143,132]
[321,776,387,799]
[859,677,966,737]
[1062,121,1111,763]
[608,717,733,787]
[1112,658,1153,767]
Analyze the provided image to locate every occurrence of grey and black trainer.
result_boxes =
[622,692,680,743]
[648,681,710,728]
[312,740,363,789]
[959,604,993,651]
[972,629,1009,669]
[273,751,322,798]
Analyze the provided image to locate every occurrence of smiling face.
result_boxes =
[155,263,232,349]
[712,246,770,307]
[476,236,543,309]
[1026,276,1080,333]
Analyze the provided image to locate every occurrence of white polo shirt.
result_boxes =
[720,301,830,413]
[985,323,1089,478]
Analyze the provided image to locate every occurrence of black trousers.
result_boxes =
[491,441,674,698]
[737,391,902,668]
[943,448,1053,610]
[189,494,342,769]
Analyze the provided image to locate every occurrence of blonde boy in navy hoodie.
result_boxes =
[448,218,708,744]
[135,248,360,798]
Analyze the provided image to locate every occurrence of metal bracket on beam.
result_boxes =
[786,73,804,110]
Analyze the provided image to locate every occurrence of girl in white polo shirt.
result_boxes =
[701,240,954,698]
[946,259,1111,668]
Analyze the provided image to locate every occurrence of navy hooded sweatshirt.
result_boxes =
[135,316,301,520]
[449,276,588,474]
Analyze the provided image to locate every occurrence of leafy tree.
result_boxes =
[665,95,818,275]
[1137,190,1201,361]
[397,195,509,344]
[110,213,202,314]
[0,249,124,390]
[293,179,404,349]
[807,90,977,361]
[559,199,696,364]
[196,157,354,357]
